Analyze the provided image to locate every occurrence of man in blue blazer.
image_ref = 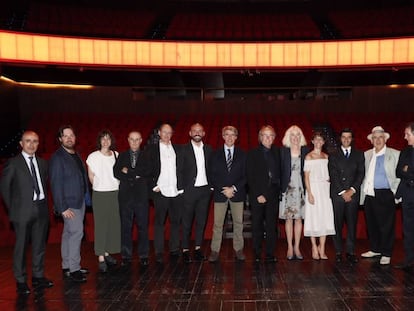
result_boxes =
[1,131,53,294]
[395,122,414,270]
[208,125,247,262]
[49,125,90,282]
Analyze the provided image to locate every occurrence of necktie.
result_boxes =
[131,151,137,168]
[226,149,232,171]
[29,156,40,200]
[345,149,349,158]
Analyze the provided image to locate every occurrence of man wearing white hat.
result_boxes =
[360,126,400,265]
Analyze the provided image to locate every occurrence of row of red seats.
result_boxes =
[27,112,414,161]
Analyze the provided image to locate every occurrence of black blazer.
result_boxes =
[1,153,48,223]
[209,146,247,202]
[113,148,150,204]
[396,146,414,202]
[145,142,183,195]
[179,142,213,191]
[328,147,365,198]
[246,144,281,201]
[280,146,309,193]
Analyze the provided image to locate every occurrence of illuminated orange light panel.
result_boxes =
[1,30,414,69]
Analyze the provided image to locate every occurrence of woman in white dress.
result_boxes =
[304,132,335,260]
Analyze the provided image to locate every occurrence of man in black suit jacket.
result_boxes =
[395,122,414,270]
[114,131,150,266]
[180,123,213,263]
[1,131,53,294]
[246,125,281,263]
[328,128,365,264]
[146,124,183,264]
[208,125,247,262]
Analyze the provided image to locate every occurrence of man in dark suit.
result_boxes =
[208,125,247,262]
[49,125,90,283]
[328,128,365,264]
[180,123,212,263]
[246,125,281,263]
[146,123,183,264]
[114,131,150,266]
[395,122,414,270]
[1,130,53,294]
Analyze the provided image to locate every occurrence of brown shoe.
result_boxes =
[208,251,219,262]
[235,250,246,261]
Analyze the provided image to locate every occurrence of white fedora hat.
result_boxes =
[367,126,390,141]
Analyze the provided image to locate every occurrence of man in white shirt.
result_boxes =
[146,124,183,264]
[180,123,213,263]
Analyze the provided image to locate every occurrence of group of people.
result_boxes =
[1,121,414,295]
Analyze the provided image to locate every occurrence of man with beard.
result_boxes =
[180,123,213,263]
[49,125,90,282]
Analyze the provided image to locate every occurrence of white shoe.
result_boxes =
[380,256,391,265]
[361,251,381,258]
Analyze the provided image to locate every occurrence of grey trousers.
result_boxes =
[61,203,85,272]
[210,200,244,253]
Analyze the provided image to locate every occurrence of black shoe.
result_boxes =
[63,267,89,278]
[335,253,342,263]
[104,255,117,266]
[69,270,87,283]
[183,251,192,263]
[32,277,53,288]
[140,257,149,266]
[99,261,107,273]
[394,261,414,270]
[346,253,359,264]
[265,256,277,263]
[254,254,261,263]
[16,282,30,295]
[156,253,164,264]
[170,250,181,259]
[121,259,132,267]
[194,249,206,262]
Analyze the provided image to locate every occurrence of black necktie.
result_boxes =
[226,149,232,171]
[345,149,349,158]
[29,156,40,200]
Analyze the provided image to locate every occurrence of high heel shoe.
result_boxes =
[318,246,328,260]
[287,249,295,261]
[312,246,320,260]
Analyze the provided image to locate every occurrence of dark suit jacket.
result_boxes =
[209,146,246,202]
[179,142,213,191]
[396,146,414,202]
[49,146,90,214]
[246,144,281,201]
[145,142,183,196]
[1,153,48,223]
[113,148,149,204]
[328,147,365,199]
[280,146,309,193]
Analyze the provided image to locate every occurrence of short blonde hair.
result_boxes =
[222,125,238,136]
[282,125,307,147]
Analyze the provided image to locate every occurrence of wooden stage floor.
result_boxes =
[1,238,413,311]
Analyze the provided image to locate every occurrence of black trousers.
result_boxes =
[332,195,359,255]
[153,192,183,255]
[250,187,279,258]
[181,186,211,250]
[364,189,396,257]
[119,197,149,260]
[12,200,48,283]
[402,200,414,263]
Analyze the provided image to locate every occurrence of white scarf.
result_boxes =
[364,145,387,197]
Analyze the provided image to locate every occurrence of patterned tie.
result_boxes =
[29,156,40,200]
[131,151,137,168]
[345,149,349,158]
[226,149,232,171]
